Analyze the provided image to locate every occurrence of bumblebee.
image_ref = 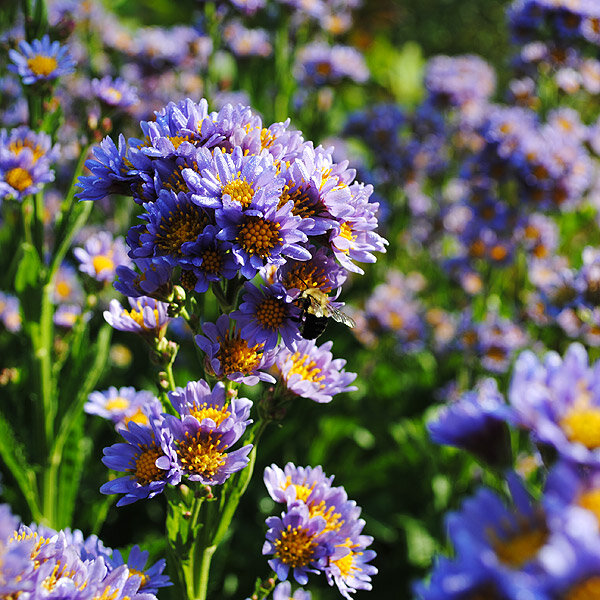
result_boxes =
[297,287,356,339]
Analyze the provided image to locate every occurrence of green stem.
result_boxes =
[165,362,177,392]
[33,191,45,259]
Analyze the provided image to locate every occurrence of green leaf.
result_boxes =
[14,243,43,322]
[0,410,40,521]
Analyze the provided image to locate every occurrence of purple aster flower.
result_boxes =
[224,21,272,57]
[195,314,277,386]
[0,126,59,165]
[108,545,171,594]
[76,134,139,202]
[478,313,528,374]
[215,190,312,279]
[263,501,329,585]
[508,343,600,468]
[264,463,335,505]
[53,303,86,329]
[232,282,301,351]
[114,258,173,299]
[91,76,139,109]
[100,419,180,506]
[0,292,21,333]
[104,296,171,340]
[73,230,131,282]
[85,386,161,430]
[132,189,211,267]
[425,54,496,107]
[164,401,252,485]
[179,226,239,293]
[183,147,282,212]
[274,338,357,403]
[428,378,512,467]
[51,263,84,304]
[167,379,253,439]
[0,144,55,201]
[8,35,75,85]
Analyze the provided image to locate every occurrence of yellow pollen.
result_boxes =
[5,167,33,192]
[121,304,160,331]
[282,264,331,294]
[131,445,164,486]
[92,585,120,600]
[129,568,150,588]
[337,222,355,253]
[389,313,404,330]
[332,538,361,577]
[222,177,255,208]
[123,408,148,427]
[291,483,314,502]
[190,402,231,426]
[288,352,325,385]
[237,216,282,258]
[566,576,600,600]
[490,524,548,568]
[157,205,207,255]
[216,329,263,375]
[255,297,286,329]
[490,245,508,261]
[578,489,600,524]
[274,525,317,568]
[309,500,342,532]
[560,401,600,450]
[278,184,320,219]
[55,280,72,299]
[200,248,223,274]
[177,431,227,479]
[9,139,45,162]
[260,128,275,149]
[105,396,130,412]
[92,254,114,276]
[105,87,123,103]
[168,135,192,149]
[27,54,58,77]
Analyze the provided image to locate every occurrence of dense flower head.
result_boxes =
[294,43,369,87]
[508,343,600,467]
[104,296,171,339]
[91,75,139,109]
[8,34,75,84]
[74,230,131,282]
[2,502,169,599]
[162,380,252,485]
[425,54,496,107]
[85,386,162,430]
[195,313,277,386]
[263,463,376,596]
[274,338,357,403]
[101,418,180,506]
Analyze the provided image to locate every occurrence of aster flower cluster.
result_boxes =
[0,126,59,202]
[100,380,252,505]
[0,502,170,599]
[263,463,376,598]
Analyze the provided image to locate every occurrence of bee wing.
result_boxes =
[328,306,356,328]
[308,295,327,318]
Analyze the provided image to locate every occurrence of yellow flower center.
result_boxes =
[337,222,355,253]
[200,247,223,274]
[105,87,123,104]
[560,403,600,450]
[332,538,361,577]
[121,305,160,331]
[490,245,508,262]
[129,568,149,588]
[92,254,115,276]
[156,204,208,256]
[55,280,72,299]
[490,524,548,568]
[274,525,317,568]
[579,489,600,524]
[237,216,282,258]
[566,576,600,600]
[105,396,130,412]
[278,184,321,219]
[180,270,198,291]
[287,352,325,385]
[222,177,255,208]
[5,167,33,192]
[255,297,287,330]
[290,482,313,502]
[132,445,164,486]
[27,54,58,77]
[9,139,45,162]
[168,135,193,149]
[123,407,149,427]
[189,402,231,427]
[281,262,332,294]
[92,585,121,600]
[309,500,342,532]
[216,329,263,376]
[177,431,227,479]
